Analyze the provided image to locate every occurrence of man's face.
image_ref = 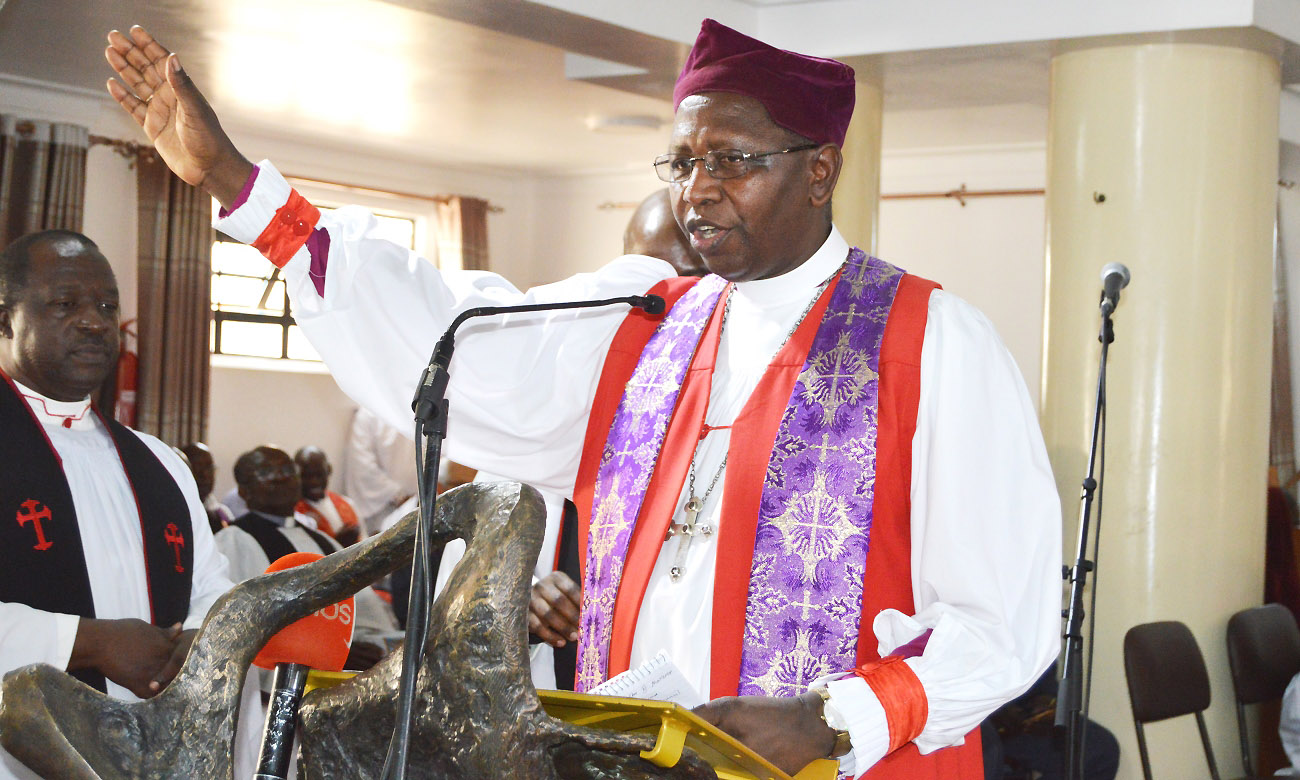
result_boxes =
[668,93,822,282]
[240,448,302,517]
[184,446,216,500]
[0,239,120,402]
[296,452,331,502]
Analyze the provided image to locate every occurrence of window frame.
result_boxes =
[209,180,434,370]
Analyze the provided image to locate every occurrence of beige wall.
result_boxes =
[878,143,1047,406]
[206,362,359,502]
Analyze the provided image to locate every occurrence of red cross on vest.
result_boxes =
[16,499,54,551]
[163,523,186,573]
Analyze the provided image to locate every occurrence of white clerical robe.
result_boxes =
[217,161,1061,774]
[343,407,418,532]
[0,382,259,780]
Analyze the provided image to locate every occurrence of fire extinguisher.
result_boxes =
[115,319,138,427]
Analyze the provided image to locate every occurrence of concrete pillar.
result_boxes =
[835,63,882,254]
[1041,32,1281,779]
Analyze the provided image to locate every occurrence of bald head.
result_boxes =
[623,189,707,277]
[294,445,332,502]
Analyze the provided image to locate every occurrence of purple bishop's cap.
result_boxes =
[672,18,857,147]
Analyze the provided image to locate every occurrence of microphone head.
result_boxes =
[1100,262,1131,289]
[252,552,355,671]
[638,294,666,316]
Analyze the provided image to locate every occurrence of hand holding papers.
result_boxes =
[538,651,837,780]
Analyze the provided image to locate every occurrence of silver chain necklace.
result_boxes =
[665,271,837,582]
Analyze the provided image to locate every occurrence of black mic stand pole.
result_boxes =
[380,294,663,780]
[1055,297,1117,780]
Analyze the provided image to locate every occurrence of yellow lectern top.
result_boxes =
[538,689,838,780]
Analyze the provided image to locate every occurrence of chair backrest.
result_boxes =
[1227,603,1300,705]
[1125,620,1212,723]
[1226,603,1300,777]
[1124,620,1221,780]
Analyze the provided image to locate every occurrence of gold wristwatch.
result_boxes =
[814,686,853,758]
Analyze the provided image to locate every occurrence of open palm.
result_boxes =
[105,26,250,204]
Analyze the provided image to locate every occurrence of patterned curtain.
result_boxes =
[1273,210,1298,492]
[0,115,87,248]
[135,154,212,445]
[435,195,490,271]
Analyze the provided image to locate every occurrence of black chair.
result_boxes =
[1123,620,1221,780]
[1226,603,1300,778]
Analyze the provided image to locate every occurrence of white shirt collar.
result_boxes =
[732,226,851,307]
[13,379,96,431]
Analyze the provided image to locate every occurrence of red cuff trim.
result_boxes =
[854,654,928,755]
[252,189,320,268]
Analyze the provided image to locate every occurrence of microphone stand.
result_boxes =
[254,662,310,780]
[380,294,663,780]
[1055,295,1118,780]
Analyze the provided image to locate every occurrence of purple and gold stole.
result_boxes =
[576,250,905,695]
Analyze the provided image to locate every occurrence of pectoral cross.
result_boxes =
[666,496,714,581]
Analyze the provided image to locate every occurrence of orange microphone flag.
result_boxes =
[252,552,355,672]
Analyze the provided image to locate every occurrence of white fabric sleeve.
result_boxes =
[136,434,234,631]
[832,289,1062,774]
[0,603,80,676]
[212,527,269,587]
[215,162,675,498]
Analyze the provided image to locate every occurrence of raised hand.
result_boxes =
[104,25,253,207]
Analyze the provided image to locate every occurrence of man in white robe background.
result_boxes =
[0,230,258,780]
[105,19,1062,778]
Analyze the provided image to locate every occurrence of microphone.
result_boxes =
[1099,263,1130,316]
[253,552,356,780]
[411,293,666,425]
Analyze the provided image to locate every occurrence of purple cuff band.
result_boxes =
[218,166,260,218]
[893,629,933,659]
[305,228,331,298]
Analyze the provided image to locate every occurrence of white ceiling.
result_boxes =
[0,0,1292,178]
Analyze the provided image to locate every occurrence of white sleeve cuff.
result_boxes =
[213,160,293,244]
[823,675,889,776]
[54,612,80,671]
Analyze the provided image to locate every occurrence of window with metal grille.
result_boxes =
[209,202,418,362]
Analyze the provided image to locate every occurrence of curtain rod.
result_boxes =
[599,179,1294,210]
[283,173,504,213]
[86,137,503,213]
[89,134,155,167]
[596,185,1044,211]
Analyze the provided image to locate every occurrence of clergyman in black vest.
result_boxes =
[214,445,396,675]
[0,229,256,780]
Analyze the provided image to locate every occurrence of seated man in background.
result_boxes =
[180,440,232,533]
[216,445,396,672]
[0,229,257,779]
[294,445,361,545]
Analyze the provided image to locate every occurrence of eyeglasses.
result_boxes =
[653,144,819,183]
